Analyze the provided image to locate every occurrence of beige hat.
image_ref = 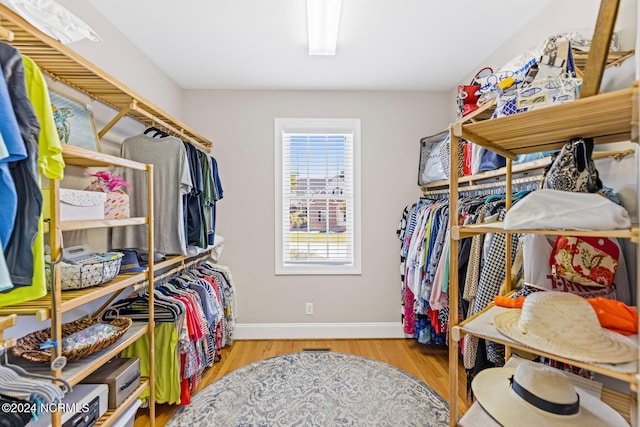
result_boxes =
[493,291,637,364]
[472,361,629,426]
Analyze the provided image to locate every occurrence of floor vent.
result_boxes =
[302,348,331,352]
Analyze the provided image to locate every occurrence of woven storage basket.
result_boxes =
[12,317,132,363]
[46,252,123,290]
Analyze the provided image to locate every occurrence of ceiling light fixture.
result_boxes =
[307,0,343,56]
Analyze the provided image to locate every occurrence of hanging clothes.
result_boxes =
[183,142,205,248]
[0,63,25,251]
[115,260,236,406]
[0,49,64,306]
[111,133,192,256]
[198,151,223,246]
[121,321,181,405]
[397,197,448,345]
[0,43,42,289]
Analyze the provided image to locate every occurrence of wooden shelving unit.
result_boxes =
[446,80,639,427]
[0,5,217,427]
[444,2,638,422]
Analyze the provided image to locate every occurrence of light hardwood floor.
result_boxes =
[134,339,471,427]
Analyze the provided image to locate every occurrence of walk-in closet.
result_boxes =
[0,1,638,426]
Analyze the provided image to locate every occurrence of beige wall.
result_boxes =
[183,90,449,328]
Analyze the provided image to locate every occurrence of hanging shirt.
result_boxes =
[0,43,42,295]
[121,322,181,405]
[1,54,64,305]
[23,55,64,301]
[0,63,25,251]
[183,143,204,248]
[22,56,64,179]
[112,134,192,255]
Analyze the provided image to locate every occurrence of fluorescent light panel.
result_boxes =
[307,0,342,55]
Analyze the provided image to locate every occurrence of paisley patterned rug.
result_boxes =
[166,351,449,427]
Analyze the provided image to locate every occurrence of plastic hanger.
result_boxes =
[3,349,71,394]
[0,365,61,403]
[484,193,506,204]
[144,126,160,135]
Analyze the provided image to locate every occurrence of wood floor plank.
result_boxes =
[136,339,471,427]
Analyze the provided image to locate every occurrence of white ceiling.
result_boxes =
[88,0,553,91]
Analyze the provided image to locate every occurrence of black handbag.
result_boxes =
[542,137,602,193]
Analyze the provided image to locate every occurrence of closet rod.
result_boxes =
[153,254,210,283]
[422,149,634,192]
[94,253,213,316]
[96,100,212,154]
[131,104,211,154]
[424,174,543,196]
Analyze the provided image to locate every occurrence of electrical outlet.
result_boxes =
[305,302,314,315]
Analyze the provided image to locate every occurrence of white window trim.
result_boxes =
[274,118,362,275]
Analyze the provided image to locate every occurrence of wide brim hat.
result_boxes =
[472,362,629,427]
[493,291,637,364]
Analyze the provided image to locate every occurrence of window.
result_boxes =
[275,118,361,275]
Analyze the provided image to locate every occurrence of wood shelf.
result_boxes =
[451,222,638,241]
[60,217,148,232]
[62,145,147,170]
[422,149,634,191]
[572,49,635,71]
[453,83,637,159]
[152,252,213,276]
[0,272,146,320]
[451,304,638,384]
[10,322,149,386]
[63,322,148,385]
[0,251,215,321]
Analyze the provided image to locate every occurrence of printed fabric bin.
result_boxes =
[59,188,106,221]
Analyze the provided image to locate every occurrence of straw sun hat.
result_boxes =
[472,361,629,426]
[492,291,637,364]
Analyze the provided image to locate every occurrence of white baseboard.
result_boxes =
[233,322,405,340]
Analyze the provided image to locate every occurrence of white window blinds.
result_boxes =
[275,118,361,275]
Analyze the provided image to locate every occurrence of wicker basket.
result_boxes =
[12,317,132,363]
[46,252,123,290]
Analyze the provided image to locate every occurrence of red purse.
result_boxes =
[457,67,493,117]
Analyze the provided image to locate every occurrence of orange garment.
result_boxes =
[493,295,638,335]
[494,295,524,308]
[588,297,638,336]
